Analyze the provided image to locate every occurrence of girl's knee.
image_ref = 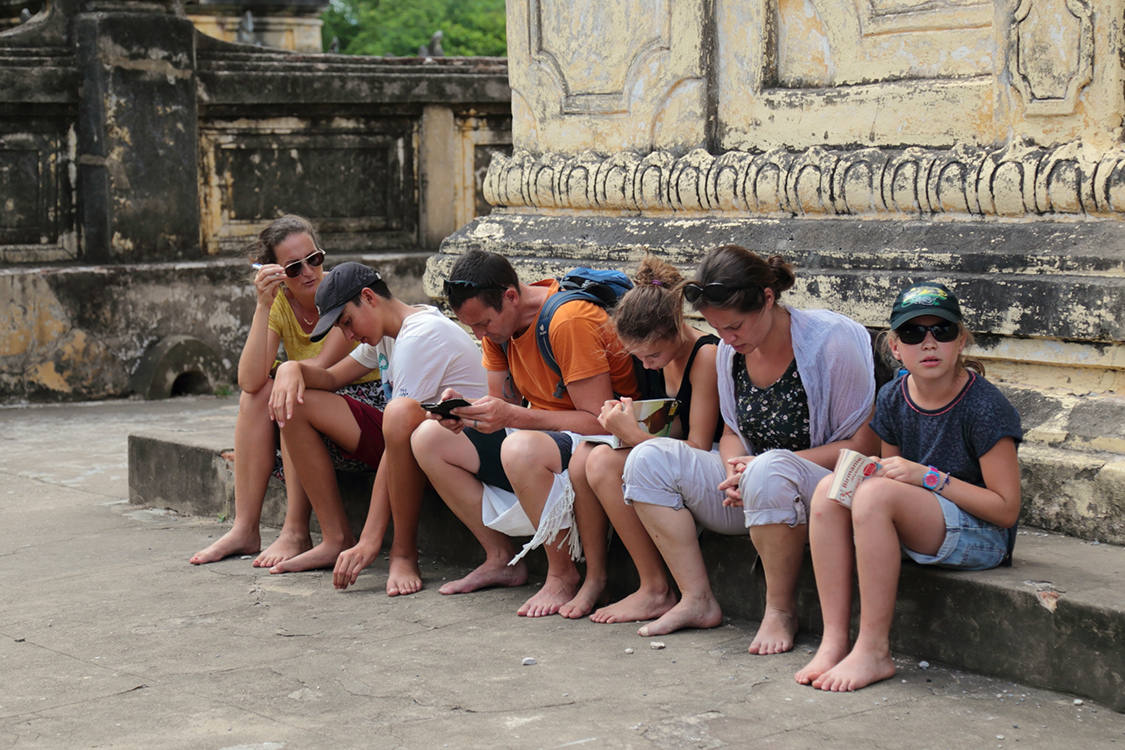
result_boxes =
[808,475,836,515]
[586,443,622,481]
[850,478,899,523]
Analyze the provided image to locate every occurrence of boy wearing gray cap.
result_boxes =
[267,262,487,595]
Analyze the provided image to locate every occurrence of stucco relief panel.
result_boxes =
[720,0,997,149]
[531,0,671,114]
[508,0,706,153]
[1009,0,1093,116]
[774,0,993,89]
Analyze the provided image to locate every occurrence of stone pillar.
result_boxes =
[419,105,457,250]
[74,6,200,262]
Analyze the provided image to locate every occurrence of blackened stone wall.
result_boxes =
[0,2,512,403]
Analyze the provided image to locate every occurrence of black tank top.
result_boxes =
[666,334,723,444]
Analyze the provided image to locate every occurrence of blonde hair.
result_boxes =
[611,253,686,347]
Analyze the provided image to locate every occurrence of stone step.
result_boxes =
[127,420,1125,712]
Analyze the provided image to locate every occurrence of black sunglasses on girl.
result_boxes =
[682,282,760,305]
[895,321,960,345]
[283,250,325,278]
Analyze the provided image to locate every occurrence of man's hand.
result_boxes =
[269,361,305,427]
[425,388,468,433]
[452,395,515,434]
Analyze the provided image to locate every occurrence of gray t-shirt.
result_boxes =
[870,372,1022,488]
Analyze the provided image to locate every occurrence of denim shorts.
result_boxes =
[902,493,1010,571]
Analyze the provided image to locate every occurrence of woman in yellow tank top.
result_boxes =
[190,215,383,565]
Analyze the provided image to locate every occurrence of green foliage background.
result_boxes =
[322,0,508,57]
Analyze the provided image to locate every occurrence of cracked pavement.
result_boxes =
[1,396,1124,749]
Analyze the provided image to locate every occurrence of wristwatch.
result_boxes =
[922,466,942,490]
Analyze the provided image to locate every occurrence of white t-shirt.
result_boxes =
[350,305,488,404]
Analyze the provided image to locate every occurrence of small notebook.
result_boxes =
[827,448,881,507]
[579,398,679,450]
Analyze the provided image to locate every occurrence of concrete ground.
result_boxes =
[2,397,1124,750]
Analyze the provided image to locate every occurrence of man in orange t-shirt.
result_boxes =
[412,249,639,619]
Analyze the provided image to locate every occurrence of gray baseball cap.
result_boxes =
[309,262,382,342]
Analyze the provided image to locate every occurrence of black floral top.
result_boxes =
[733,355,812,453]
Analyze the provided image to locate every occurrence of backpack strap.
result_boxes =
[534,288,604,398]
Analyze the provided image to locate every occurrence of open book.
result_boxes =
[827,449,881,507]
[578,398,679,450]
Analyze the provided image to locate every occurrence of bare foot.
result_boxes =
[518,570,582,618]
[386,556,423,597]
[558,577,608,620]
[253,532,313,568]
[591,587,677,625]
[795,638,850,685]
[439,559,529,595]
[269,540,350,574]
[190,528,260,565]
[748,607,799,655]
[813,646,896,692]
[637,594,722,637]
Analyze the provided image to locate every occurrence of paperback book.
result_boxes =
[578,398,679,450]
[827,449,881,507]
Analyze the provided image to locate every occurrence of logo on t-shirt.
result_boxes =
[379,352,393,403]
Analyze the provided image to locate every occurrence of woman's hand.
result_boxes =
[874,455,929,487]
[333,542,379,590]
[253,263,287,307]
[598,397,636,438]
[718,455,753,506]
[269,361,305,427]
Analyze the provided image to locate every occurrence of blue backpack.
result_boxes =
[503,267,664,400]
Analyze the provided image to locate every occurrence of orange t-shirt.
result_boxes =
[481,280,639,410]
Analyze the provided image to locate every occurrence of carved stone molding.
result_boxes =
[1010,0,1094,116]
[484,140,1125,217]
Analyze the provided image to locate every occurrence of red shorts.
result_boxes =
[340,395,385,470]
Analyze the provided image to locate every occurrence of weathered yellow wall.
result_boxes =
[189,14,324,53]
[507,0,1122,155]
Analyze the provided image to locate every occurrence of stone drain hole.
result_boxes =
[170,370,213,397]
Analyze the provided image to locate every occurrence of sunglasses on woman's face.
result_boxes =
[682,282,759,306]
[895,321,960,345]
[283,250,325,278]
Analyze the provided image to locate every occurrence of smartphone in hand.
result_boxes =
[421,398,472,420]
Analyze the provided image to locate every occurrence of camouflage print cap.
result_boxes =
[889,281,962,330]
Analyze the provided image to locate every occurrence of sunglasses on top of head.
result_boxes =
[283,249,325,278]
[442,279,504,298]
[894,321,960,345]
[682,281,761,306]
